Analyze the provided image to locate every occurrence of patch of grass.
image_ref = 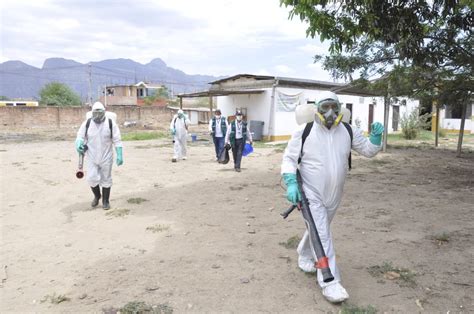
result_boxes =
[122,131,167,141]
[279,235,300,249]
[103,300,173,314]
[127,197,148,204]
[146,224,170,233]
[105,208,130,217]
[341,304,377,314]
[433,232,450,243]
[367,261,416,286]
[41,293,70,304]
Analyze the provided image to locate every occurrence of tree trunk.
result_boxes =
[435,105,440,147]
[456,102,467,157]
[382,95,390,152]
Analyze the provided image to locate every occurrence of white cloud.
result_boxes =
[1,0,333,80]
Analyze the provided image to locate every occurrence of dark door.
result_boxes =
[368,104,374,132]
[392,106,400,131]
[345,103,353,124]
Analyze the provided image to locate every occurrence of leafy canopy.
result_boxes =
[39,82,82,106]
[281,0,473,100]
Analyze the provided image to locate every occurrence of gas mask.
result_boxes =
[317,100,340,129]
[178,113,184,119]
[92,110,105,123]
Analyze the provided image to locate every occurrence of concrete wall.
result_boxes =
[440,104,474,133]
[0,106,172,130]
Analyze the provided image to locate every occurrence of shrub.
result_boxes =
[399,109,431,140]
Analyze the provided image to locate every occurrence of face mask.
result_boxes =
[92,110,105,123]
[236,116,242,121]
[215,115,221,119]
[178,113,184,119]
[323,109,337,129]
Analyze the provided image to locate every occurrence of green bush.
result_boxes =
[399,109,431,140]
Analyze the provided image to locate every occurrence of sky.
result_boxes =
[1,0,335,81]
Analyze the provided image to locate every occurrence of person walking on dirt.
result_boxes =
[209,109,228,161]
[281,91,384,303]
[225,110,253,172]
[170,109,190,162]
[75,102,123,210]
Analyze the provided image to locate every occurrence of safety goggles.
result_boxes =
[318,101,339,113]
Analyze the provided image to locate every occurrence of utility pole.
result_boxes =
[88,63,93,105]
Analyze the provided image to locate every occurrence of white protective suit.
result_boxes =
[170,114,190,159]
[76,117,122,187]
[281,119,381,289]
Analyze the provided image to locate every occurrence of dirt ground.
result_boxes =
[1,130,473,313]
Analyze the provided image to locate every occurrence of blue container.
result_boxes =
[242,143,254,156]
[191,134,197,142]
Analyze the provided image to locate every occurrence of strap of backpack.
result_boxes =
[108,118,113,139]
[342,122,353,170]
[298,122,313,164]
[85,118,91,140]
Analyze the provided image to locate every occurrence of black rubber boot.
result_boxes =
[102,187,111,210]
[91,185,101,207]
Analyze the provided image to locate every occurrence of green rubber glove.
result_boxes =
[282,173,301,205]
[170,128,176,135]
[75,138,85,154]
[369,122,384,146]
[116,147,123,166]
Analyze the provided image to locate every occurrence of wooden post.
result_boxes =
[179,97,183,109]
[382,95,390,152]
[456,102,467,157]
[434,102,439,147]
[209,95,213,112]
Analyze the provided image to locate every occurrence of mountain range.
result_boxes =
[0,58,221,101]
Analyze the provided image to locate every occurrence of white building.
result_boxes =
[179,74,419,141]
[438,103,474,134]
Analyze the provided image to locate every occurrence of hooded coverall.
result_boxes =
[76,117,122,188]
[281,120,381,288]
[170,114,189,159]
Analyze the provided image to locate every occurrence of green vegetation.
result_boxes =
[40,293,70,304]
[104,301,173,314]
[279,235,301,249]
[105,208,130,217]
[122,131,167,141]
[341,304,377,314]
[367,261,416,286]
[39,82,81,106]
[434,232,450,243]
[399,109,431,140]
[146,224,170,233]
[127,197,148,204]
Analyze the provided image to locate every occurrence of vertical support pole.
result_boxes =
[209,95,213,124]
[434,101,439,147]
[456,102,467,157]
[179,97,183,109]
[382,95,390,152]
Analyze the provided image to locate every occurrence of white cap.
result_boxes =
[92,101,105,111]
[177,109,184,114]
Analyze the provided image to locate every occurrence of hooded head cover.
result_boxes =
[215,109,221,118]
[177,109,184,118]
[92,102,106,123]
[316,91,341,129]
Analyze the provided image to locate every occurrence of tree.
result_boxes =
[143,87,170,105]
[281,0,473,155]
[39,82,82,106]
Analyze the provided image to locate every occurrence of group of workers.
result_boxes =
[74,91,384,304]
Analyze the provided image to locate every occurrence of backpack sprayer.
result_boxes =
[76,144,88,179]
[281,170,334,283]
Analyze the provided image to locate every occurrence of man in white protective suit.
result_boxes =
[170,109,190,162]
[75,102,123,210]
[281,91,384,303]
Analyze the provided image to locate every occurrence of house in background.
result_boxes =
[178,74,419,141]
[99,81,167,106]
[437,103,473,134]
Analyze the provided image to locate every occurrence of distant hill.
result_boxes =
[0,57,221,101]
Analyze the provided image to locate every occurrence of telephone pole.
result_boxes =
[88,63,93,105]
